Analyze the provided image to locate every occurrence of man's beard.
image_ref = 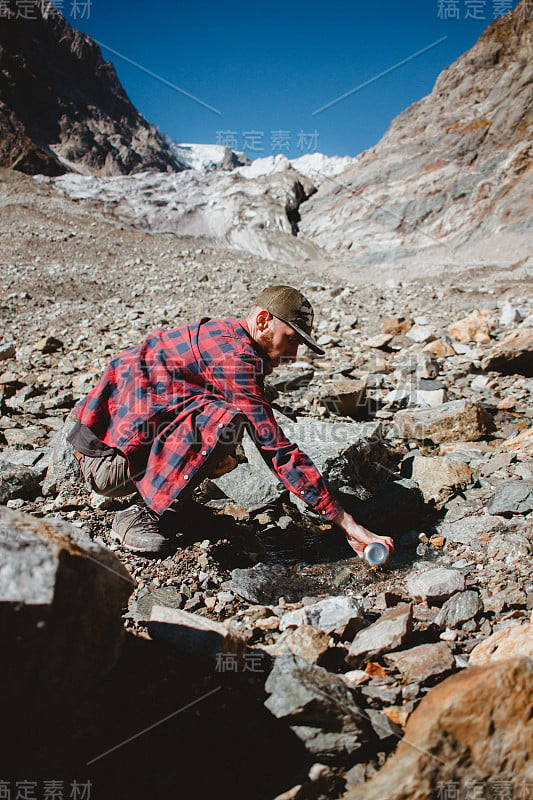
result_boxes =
[257,330,278,374]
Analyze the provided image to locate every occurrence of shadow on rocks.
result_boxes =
[5,632,312,800]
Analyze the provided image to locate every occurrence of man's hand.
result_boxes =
[332,508,394,560]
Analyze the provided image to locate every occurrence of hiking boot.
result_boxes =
[111,504,172,555]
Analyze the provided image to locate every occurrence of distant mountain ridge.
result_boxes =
[298,0,532,273]
[0,0,182,175]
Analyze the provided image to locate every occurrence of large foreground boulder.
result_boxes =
[342,658,533,799]
[0,508,133,721]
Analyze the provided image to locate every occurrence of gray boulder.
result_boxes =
[346,604,413,663]
[405,568,465,604]
[487,480,533,516]
[42,413,80,496]
[264,651,370,764]
[435,590,482,629]
[214,416,393,514]
[0,462,41,503]
[0,507,133,721]
[279,595,364,639]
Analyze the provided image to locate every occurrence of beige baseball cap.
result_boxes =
[253,285,324,355]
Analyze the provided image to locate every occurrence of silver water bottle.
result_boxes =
[363,542,389,566]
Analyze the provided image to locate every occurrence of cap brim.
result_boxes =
[288,322,325,356]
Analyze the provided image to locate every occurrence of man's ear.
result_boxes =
[256,308,272,331]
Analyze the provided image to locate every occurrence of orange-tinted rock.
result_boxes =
[342,658,533,799]
[468,622,533,665]
[482,327,533,377]
[381,317,413,336]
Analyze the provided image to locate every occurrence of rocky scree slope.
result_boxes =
[0,168,532,798]
[299,0,533,275]
[0,0,183,176]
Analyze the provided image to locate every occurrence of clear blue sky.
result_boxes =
[64,0,520,160]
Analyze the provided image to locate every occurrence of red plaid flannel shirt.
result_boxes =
[73,316,343,519]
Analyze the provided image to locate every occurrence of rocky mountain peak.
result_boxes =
[0,0,183,175]
[298,0,532,276]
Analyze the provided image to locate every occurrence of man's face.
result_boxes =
[258,316,302,374]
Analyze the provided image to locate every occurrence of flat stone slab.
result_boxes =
[384,642,455,683]
[279,595,364,638]
[346,603,413,663]
[487,479,533,516]
[405,567,465,604]
[394,399,491,443]
[435,590,482,629]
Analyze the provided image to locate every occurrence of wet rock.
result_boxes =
[230,563,292,604]
[346,604,413,663]
[264,651,370,764]
[342,658,533,799]
[469,622,533,665]
[0,507,133,721]
[487,479,533,515]
[411,455,472,506]
[482,327,533,377]
[279,595,364,638]
[394,399,491,443]
[131,586,184,622]
[435,590,482,629]
[405,567,465,604]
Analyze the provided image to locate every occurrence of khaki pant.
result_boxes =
[75,415,246,502]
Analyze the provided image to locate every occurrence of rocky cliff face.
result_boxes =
[299,0,533,275]
[0,0,183,176]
